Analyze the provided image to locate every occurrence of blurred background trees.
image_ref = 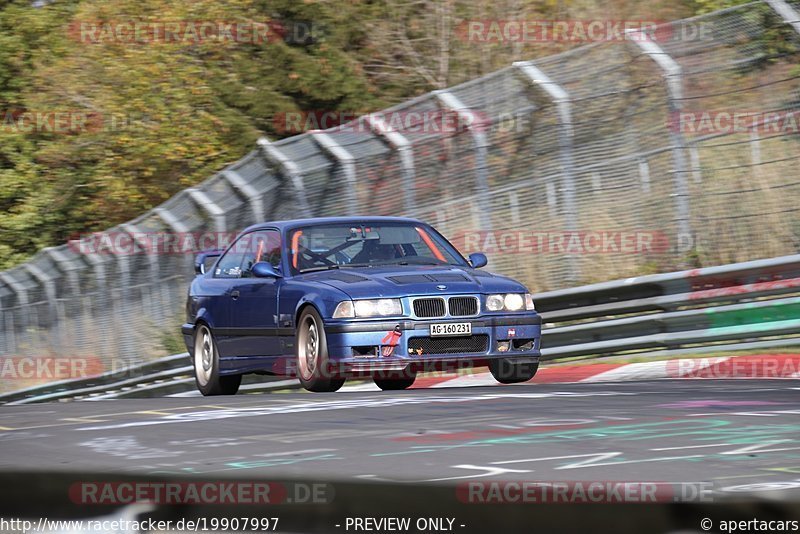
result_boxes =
[0,0,747,269]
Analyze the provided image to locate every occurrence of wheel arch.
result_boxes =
[295,301,322,327]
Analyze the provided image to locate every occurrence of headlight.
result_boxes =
[486,293,530,312]
[504,293,524,311]
[346,298,402,318]
[486,294,505,311]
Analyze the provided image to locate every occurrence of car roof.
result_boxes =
[240,216,428,234]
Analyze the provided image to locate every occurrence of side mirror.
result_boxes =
[195,249,224,275]
[468,252,488,269]
[251,261,283,278]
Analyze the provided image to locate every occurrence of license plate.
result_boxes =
[430,322,472,337]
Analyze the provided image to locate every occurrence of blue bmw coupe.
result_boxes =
[182,217,542,394]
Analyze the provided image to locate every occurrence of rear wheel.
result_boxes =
[193,324,242,395]
[374,370,417,391]
[297,307,345,393]
[488,358,539,384]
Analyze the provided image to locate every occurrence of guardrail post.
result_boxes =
[257,138,312,218]
[44,247,81,297]
[310,131,358,216]
[513,61,580,283]
[764,0,800,34]
[153,207,191,235]
[627,32,693,253]
[23,262,59,350]
[222,169,265,222]
[0,272,27,354]
[364,115,416,213]
[187,188,227,232]
[433,90,493,233]
[152,205,194,281]
[120,222,161,319]
[44,246,84,352]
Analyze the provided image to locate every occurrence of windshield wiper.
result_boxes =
[299,264,341,273]
[395,258,448,266]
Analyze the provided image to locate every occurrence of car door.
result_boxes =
[207,236,250,358]
[226,229,283,358]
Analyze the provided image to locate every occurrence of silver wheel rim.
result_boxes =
[298,315,319,381]
[194,326,214,386]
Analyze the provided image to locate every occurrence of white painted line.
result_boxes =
[650,443,733,451]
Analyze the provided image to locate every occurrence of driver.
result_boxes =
[352,241,398,263]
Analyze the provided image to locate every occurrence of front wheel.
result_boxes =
[488,358,539,384]
[374,370,417,391]
[296,307,345,392]
[193,324,242,395]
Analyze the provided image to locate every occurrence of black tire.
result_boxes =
[296,307,345,393]
[374,370,417,391]
[193,324,242,396]
[488,358,539,384]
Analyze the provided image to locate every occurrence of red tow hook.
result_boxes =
[381,325,402,357]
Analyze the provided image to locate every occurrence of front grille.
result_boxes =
[413,298,446,318]
[448,296,478,317]
[408,335,489,355]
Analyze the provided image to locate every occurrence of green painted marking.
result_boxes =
[706,298,800,330]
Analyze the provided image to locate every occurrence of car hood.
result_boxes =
[297,265,527,299]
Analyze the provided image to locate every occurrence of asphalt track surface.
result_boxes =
[2,378,800,495]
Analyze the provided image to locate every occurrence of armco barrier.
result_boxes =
[2,254,799,404]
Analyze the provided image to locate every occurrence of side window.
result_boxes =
[241,230,282,277]
[214,244,246,278]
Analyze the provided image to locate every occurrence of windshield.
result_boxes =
[288,223,466,274]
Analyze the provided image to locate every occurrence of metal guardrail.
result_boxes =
[0,354,300,405]
[536,253,800,359]
[3,254,799,404]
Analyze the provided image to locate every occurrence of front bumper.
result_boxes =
[324,313,541,372]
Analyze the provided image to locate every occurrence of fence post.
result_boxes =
[153,207,191,235]
[513,61,580,284]
[223,169,265,222]
[764,0,800,34]
[120,222,161,320]
[44,247,80,297]
[187,188,227,233]
[44,246,84,354]
[311,131,358,215]
[627,32,693,253]
[433,90,493,233]
[257,138,312,218]
[23,262,58,351]
[0,272,27,354]
[364,114,417,213]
